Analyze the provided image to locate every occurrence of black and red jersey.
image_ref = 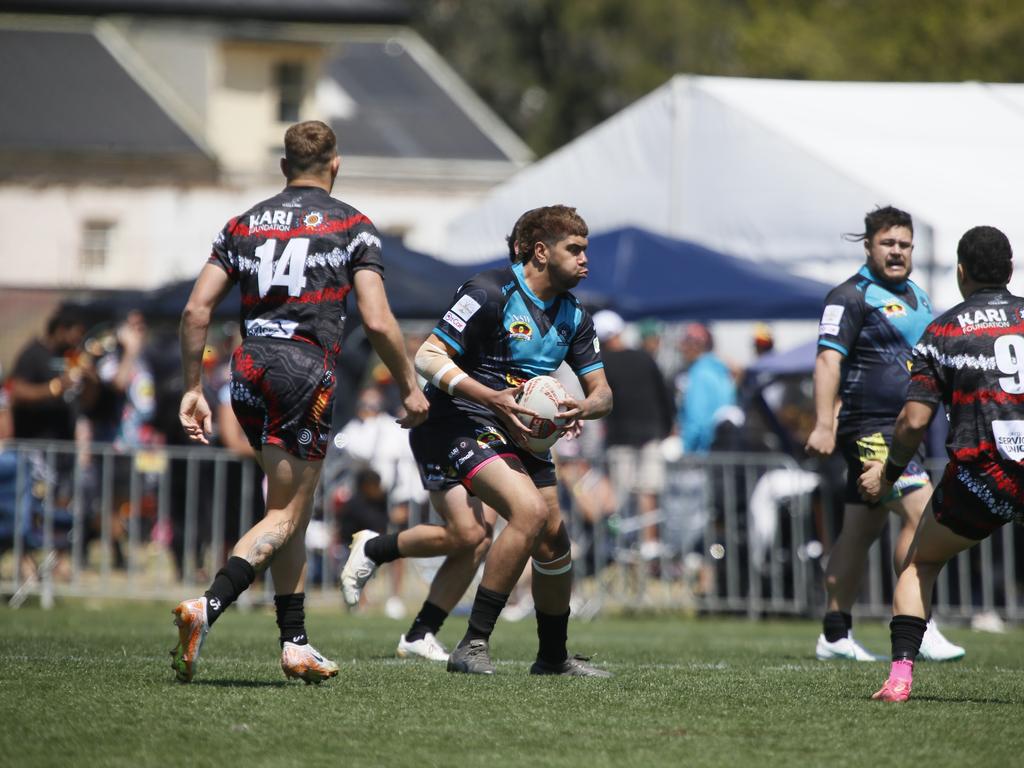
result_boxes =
[907,287,1024,503]
[208,186,384,354]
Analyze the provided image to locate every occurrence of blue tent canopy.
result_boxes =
[544,227,830,321]
[747,339,819,376]
[77,227,830,324]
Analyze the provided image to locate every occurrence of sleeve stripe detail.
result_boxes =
[432,328,464,356]
[818,340,848,356]
[575,362,604,375]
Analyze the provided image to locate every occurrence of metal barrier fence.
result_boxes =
[567,452,1022,624]
[1,440,1020,623]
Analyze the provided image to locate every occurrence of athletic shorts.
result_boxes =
[933,461,1021,540]
[838,427,929,506]
[230,338,335,461]
[409,404,556,493]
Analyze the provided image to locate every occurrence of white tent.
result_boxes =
[441,75,1024,308]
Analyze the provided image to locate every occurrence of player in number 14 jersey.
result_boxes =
[209,184,384,355]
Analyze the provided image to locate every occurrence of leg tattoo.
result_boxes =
[245,519,294,572]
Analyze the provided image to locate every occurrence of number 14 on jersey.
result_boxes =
[255,238,309,298]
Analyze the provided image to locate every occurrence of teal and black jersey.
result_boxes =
[430,262,603,415]
[817,265,933,436]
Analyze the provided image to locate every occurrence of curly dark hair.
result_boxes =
[958,226,1013,285]
[510,205,588,264]
[844,205,914,243]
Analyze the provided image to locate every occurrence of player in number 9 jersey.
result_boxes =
[860,225,1024,702]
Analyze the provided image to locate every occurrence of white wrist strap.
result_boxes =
[431,362,456,388]
[447,373,468,395]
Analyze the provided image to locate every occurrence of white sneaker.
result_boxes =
[396,632,449,662]
[340,530,380,607]
[815,632,881,661]
[918,619,966,662]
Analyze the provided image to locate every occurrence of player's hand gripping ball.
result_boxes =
[515,375,569,453]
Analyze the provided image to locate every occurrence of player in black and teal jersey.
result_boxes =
[340,205,614,675]
[806,206,965,663]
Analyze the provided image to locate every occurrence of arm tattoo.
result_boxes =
[245,519,294,571]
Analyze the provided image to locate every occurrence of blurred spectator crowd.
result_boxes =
[0,303,958,615]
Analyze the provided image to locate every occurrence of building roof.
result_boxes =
[0,0,409,23]
[0,28,205,157]
[326,39,513,162]
[0,18,529,182]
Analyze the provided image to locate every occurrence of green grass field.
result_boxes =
[1,602,1022,768]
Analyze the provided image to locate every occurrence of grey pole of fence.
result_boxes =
[2,440,1020,623]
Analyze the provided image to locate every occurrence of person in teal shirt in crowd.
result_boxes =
[677,322,736,453]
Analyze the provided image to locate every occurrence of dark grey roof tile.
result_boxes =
[0,0,409,23]
[0,28,206,156]
[328,40,510,161]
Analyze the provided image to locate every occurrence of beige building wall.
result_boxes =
[0,182,489,291]
[209,41,327,181]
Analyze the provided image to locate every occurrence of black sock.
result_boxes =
[364,532,401,565]
[275,593,307,647]
[823,611,851,643]
[204,556,256,626]
[536,609,570,665]
[405,601,448,643]
[462,585,509,645]
[890,615,928,661]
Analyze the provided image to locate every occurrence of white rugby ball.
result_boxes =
[516,375,569,453]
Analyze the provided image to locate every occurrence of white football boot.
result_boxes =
[396,632,449,662]
[918,619,966,662]
[340,530,380,607]
[815,632,881,661]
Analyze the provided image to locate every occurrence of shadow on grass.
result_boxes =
[188,679,289,688]
[911,694,1023,705]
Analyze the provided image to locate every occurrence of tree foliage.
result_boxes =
[413,0,1024,155]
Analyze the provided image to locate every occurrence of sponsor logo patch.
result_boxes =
[248,210,293,231]
[245,318,299,339]
[443,310,466,332]
[821,304,844,324]
[508,314,533,341]
[882,301,907,318]
[303,211,324,228]
[451,294,482,321]
[475,428,506,449]
[957,308,1009,332]
[556,322,572,346]
[993,420,1024,461]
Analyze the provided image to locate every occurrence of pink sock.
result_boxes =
[889,659,914,683]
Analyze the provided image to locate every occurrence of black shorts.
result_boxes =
[933,461,1019,540]
[838,426,929,506]
[230,338,335,461]
[409,402,556,493]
